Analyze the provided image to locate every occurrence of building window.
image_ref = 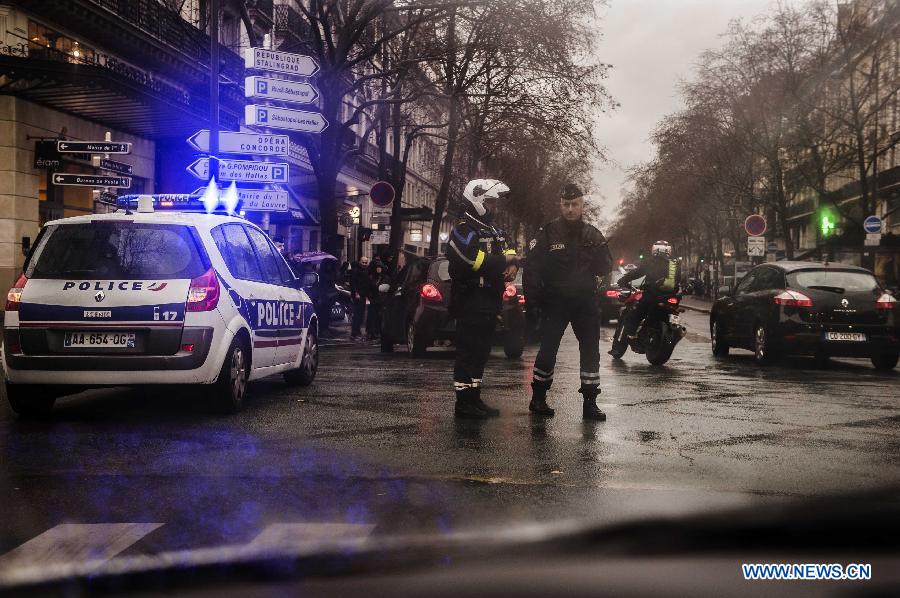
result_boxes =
[28,21,95,64]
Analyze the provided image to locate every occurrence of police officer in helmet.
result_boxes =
[447,179,519,418]
[609,240,681,358]
[526,184,613,420]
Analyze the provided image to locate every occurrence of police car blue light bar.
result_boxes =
[115,193,244,214]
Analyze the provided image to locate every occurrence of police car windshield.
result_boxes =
[27,222,207,280]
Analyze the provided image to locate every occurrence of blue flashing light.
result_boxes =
[116,194,244,214]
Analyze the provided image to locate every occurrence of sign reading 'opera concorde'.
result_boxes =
[245,105,329,133]
[243,48,319,76]
[245,76,319,104]
[186,130,290,156]
[186,158,289,183]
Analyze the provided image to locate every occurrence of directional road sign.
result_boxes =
[186,130,290,156]
[243,48,319,76]
[186,158,289,183]
[245,76,318,104]
[744,214,767,237]
[92,156,133,175]
[191,187,289,212]
[57,141,131,154]
[863,215,883,234]
[52,173,131,188]
[245,105,328,134]
[747,235,766,257]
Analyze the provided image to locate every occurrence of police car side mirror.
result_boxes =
[718,285,732,297]
[299,272,319,289]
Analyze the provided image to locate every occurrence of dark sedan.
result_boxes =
[710,262,898,369]
[381,256,525,357]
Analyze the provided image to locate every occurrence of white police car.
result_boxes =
[2,195,319,416]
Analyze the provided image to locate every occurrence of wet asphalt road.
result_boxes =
[1,307,899,568]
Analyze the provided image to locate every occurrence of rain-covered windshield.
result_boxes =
[788,270,879,293]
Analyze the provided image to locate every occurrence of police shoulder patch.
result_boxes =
[529,238,537,250]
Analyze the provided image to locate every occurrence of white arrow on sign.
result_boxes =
[244,76,319,105]
[245,105,329,134]
[243,47,319,76]
[185,158,290,183]
[186,130,290,156]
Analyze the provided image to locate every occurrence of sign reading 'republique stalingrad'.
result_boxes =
[243,48,319,77]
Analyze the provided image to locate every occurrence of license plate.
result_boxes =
[669,314,680,325]
[64,332,135,348]
[825,332,866,342]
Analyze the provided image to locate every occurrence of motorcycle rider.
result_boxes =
[525,183,613,420]
[609,240,681,358]
[448,178,519,418]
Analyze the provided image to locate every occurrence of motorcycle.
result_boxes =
[611,286,686,365]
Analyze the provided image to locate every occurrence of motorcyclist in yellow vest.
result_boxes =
[610,241,681,358]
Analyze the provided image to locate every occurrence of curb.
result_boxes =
[680,303,711,315]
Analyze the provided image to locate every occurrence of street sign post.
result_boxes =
[186,130,290,156]
[244,76,318,104]
[747,236,766,257]
[186,158,289,183]
[370,230,390,244]
[245,105,329,133]
[57,141,131,154]
[52,173,131,188]
[863,215,883,234]
[244,48,319,76]
[92,156,133,175]
[744,214,767,237]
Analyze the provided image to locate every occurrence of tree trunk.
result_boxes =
[429,98,459,256]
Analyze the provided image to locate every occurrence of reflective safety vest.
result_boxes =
[660,259,677,292]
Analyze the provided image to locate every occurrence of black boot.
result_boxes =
[529,384,555,417]
[470,388,500,417]
[455,389,491,419]
[581,389,606,421]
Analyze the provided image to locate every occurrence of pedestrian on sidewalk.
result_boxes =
[525,184,613,421]
[366,258,388,340]
[349,256,371,340]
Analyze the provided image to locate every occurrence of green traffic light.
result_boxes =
[819,209,837,237]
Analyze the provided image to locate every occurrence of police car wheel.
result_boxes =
[212,337,248,413]
[285,327,319,387]
[5,382,55,418]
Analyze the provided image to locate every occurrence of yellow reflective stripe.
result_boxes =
[503,249,516,255]
[473,250,486,271]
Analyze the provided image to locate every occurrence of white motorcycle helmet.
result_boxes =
[651,240,672,257]
[463,179,510,217]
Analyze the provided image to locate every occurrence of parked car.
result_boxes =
[709,262,898,370]
[381,256,525,358]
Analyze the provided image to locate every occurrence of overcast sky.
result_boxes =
[590,0,774,224]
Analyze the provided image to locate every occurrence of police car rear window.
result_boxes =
[27,223,206,280]
[430,259,451,282]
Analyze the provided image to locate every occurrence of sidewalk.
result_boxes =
[680,295,713,315]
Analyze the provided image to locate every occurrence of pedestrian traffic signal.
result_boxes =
[819,208,837,238]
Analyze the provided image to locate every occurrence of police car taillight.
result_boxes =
[186,267,220,312]
[5,273,27,311]
[504,285,517,298]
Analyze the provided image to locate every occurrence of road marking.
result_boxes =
[249,523,375,548]
[0,523,162,584]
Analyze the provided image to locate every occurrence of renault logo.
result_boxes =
[94,290,106,303]
[841,298,849,308]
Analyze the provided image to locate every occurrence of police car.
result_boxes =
[2,195,319,416]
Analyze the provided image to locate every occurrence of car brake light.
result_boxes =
[876,293,896,310]
[666,297,679,305]
[186,267,220,312]
[181,344,195,352]
[421,283,442,301]
[773,290,813,307]
[504,285,517,298]
[605,290,620,298]
[518,295,526,305]
[5,273,27,311]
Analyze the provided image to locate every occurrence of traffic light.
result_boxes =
[618,258,625,266]
[819,207,837,238]
[639,254,644,260]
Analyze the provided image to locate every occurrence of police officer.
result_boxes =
[609,240,681,358]
[526,184,612,420]
[448,179,519,418]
